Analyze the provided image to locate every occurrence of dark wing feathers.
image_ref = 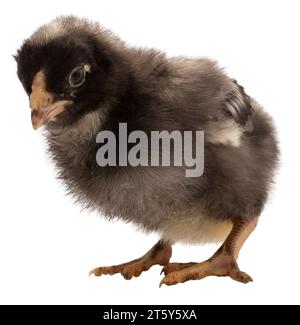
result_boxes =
[223,79,254,131]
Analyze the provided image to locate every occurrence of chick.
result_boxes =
[16,16,278,286]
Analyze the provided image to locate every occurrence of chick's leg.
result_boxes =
[160,217,258,286]
[89,240,172,280]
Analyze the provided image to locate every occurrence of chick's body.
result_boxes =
[16,16,278,285]
[47,52,276,244]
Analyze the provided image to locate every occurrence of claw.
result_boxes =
[159,278,166,288]
[89,268,99,277]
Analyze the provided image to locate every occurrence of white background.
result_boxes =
[0,0,299,305]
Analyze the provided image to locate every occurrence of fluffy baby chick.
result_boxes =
[16,16,278,286]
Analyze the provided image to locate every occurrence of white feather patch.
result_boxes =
[205,120,242,147]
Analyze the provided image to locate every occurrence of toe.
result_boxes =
[121,262,147,280]
[161,264,182,276]
[121,265,135,280]
[89,267,106,277]
[121,269,133,280]
[160,272,182,287]
[229,269,253,283]
[89,265,120,277]
[161,262,197,276]
[161,264,178,276]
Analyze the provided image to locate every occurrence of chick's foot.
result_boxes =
[160,217,258,287]
[160,253,252,287]
[89,240,172,280]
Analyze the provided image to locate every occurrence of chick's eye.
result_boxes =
[69,66,86,87]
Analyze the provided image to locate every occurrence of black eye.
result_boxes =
[69,66,86,87]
